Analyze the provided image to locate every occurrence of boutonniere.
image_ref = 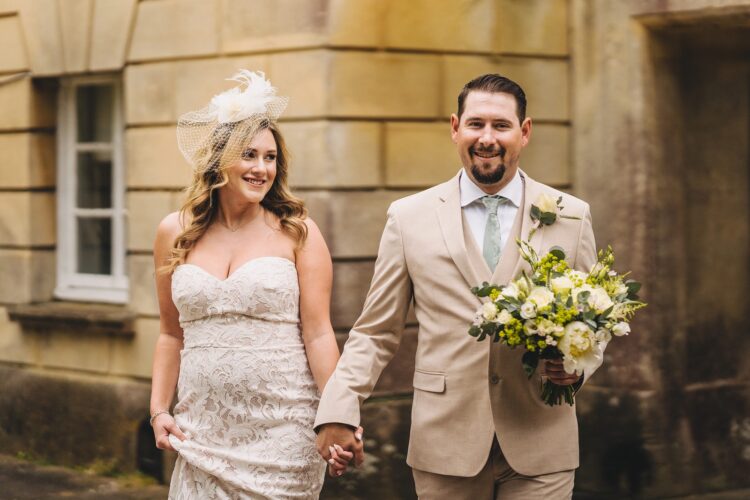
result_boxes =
[528,193,580,239]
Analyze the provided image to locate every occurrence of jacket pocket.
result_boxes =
[413,369,446,393]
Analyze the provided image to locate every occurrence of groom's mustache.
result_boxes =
[470,145,506,158]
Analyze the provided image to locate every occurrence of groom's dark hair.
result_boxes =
[457,74,527,123]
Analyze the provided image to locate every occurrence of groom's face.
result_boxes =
[450,91,531,193]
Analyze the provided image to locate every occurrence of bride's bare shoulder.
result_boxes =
[156,211,186,243]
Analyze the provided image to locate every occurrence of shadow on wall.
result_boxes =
[576,392,653,498]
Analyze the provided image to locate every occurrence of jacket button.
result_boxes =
[490,374,500,384]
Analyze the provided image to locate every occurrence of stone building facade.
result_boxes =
[0,0,747,498]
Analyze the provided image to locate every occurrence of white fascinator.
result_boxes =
[176,70,288,171]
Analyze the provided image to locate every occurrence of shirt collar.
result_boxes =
[459,168,523,208]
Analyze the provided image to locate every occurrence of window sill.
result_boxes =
[7,302,137,337]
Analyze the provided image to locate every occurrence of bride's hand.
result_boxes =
[327,444,353,476]
[152,413,187,451]
[326,426,364,477]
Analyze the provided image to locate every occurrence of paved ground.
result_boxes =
[2,453,750,499]
[0,454,168,500]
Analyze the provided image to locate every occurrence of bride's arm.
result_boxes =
[150,212,187,450]
[296,218,340,393]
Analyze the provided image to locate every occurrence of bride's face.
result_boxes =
[222,128,277,204]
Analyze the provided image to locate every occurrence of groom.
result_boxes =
[316,74,599,498]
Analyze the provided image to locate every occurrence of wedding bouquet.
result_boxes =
[469,236,645,406]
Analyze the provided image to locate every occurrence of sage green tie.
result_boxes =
[481,195,506,270]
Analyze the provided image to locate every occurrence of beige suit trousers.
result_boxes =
[412,438,574,500]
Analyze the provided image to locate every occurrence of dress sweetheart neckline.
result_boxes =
[175,256,295,282]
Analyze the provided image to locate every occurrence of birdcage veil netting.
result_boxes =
[176,70,288,172]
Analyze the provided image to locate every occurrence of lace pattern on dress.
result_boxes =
[168,257,325,499]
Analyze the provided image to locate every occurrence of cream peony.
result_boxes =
[558,321,603,376]
[527,286,554,309]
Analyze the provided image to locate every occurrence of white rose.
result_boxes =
[558,321,603,376]
[612,322,631,336]
[520,302,537,319]
[550,276,574,295]
[535,193,558,214]
[501,283,520,300]
[481,302,497,321]
[497,309,513,325]
[527,287,554,309]
[589,287,614,314]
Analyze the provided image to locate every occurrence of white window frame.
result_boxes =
[55,75,128,304]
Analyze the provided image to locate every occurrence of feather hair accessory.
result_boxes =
[210,70,277,124]
[176,70,288,170]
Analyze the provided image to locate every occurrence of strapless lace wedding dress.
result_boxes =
[168,256,325,499]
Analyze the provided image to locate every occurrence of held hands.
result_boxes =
[152,413,187,451]
[543,359,582,386]
[316,423,364,477]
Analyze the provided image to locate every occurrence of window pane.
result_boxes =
[77,218,112,275]
[77,85,113,143]
[77,152,112,208]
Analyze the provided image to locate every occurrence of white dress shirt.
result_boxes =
[459,169,523,257]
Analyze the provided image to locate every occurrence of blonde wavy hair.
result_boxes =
[162,121,307,274]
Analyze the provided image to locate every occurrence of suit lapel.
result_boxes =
[509,171,546,280]
[436,172,484,290]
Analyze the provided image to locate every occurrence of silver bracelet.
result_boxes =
[150,409,170,426]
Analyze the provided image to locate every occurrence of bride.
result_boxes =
[149,71,357,499]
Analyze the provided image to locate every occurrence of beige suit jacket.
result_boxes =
[315,170,598,477]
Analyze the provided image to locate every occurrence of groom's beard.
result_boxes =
[470,145,507,185]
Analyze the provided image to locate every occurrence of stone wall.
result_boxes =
[571,0,750,497]
[0,0,664,498]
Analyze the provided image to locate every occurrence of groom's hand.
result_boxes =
[543,359,582,386]
[316,423,364,468]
